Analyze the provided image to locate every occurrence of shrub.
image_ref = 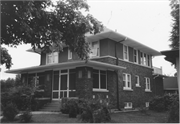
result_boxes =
[168,95,179,123]
[61,98,79,115]
[3,103,18,121]
[19,111,32,123]
[69,101,78,118]
[79,99,111,123]
[149,94,174,112]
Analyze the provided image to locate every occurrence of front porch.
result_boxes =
[6,60,126,110]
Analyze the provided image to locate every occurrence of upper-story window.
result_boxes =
[144,53,147,66]
[134,49,138,63]
[68,49,72,60]
[140,52,143,65]
[123,45,129,61]
[90,41,99,57]
[46,52,58,64]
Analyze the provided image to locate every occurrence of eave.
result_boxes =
[87,30,161,56]
[161,49,179,64]
[5,60,126,74]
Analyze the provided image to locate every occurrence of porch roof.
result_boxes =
[5,60,126,74]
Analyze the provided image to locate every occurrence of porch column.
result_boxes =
[76,67,93,99]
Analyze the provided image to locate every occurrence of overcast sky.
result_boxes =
[0,0,177,80]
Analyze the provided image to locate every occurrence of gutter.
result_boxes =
[114,37,127,110]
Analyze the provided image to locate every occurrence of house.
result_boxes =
[163,77,178,94]
[6,28,162,110]
[161,49,179,96]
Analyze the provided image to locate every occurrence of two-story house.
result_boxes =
[6,28,162,109]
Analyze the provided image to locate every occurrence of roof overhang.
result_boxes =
[27,28,161,56]
[161,49,179,64]
[5,60,126,74]
[87,30,161,56]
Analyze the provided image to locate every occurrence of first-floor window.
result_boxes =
[145,77,151,91]
[123,73,132,90]
[93,69,107,90]
[135,75,140,87]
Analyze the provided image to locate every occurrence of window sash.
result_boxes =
[145,78,150,90]
[93,69,107,90]
[123,73,131,89]
[68,49,72,59]
[123,45,129,60]
[134,49,138,63]
[46,52,58,64]
[135,75,140,86]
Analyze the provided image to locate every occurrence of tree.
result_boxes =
[1,47,13,69]
[169,0,179,49]
[1,0,103,59]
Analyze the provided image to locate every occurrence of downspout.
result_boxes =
[114,37,127,110]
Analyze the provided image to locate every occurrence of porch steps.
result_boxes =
[39,100,61,112]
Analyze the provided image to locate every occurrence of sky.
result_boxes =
[0,0,177,80]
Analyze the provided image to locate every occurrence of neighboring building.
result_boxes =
[161,49,179,96]
[163,77,178,94]
[6,28,162,110]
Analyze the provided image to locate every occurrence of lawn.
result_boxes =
[31,110,169,123]
[1,110,169,123]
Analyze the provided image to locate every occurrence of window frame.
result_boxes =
[68,49,72,60]
[93,69,108,92]
[124,102,133,109]
[90,41,100,58]
[135,75,140,87]
[123,45,129,61]
[46,52,59,64]
[123,73,132,90]
[145,77,151,92]
[133,49,138,64]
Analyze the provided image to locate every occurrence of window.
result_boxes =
[68,49,72,59]
[78,70,82,78]
[140,52,143,65]
[87,70,91,78]
[123,73,132,90]
[90,41,99,57]
[46,52,58,64]
[123,45,129,61]
[145,102,149,107]
[124,102,132,109]
[93,69,107,91]
[134,49,138,63]
[145,77,151,91]
[147,55,151,67]
[144,53,147,66]
[135,75,140,87]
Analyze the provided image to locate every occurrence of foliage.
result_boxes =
[1,0,103,59]
[78,98,111,123]
[169,0,179,49]
[139,106,149,115]
[149,94,178,112]
[19,111,32,123]
[1,85,36,111]
[0,77,15,92]
[61,98,79,115]
[0,47,12,69]
[69,100,78,118]
[3,103,19,121]
[168,95,179,123]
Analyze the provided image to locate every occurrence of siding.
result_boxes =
[117,43,123,59]
[108,39,115,57]
[128,47,134,62]
[59,48,68,63]
[100,39,109,56]
[41,53,46,65]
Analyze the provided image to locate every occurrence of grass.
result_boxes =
[1,110,169,123]
[110,110,169,123]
